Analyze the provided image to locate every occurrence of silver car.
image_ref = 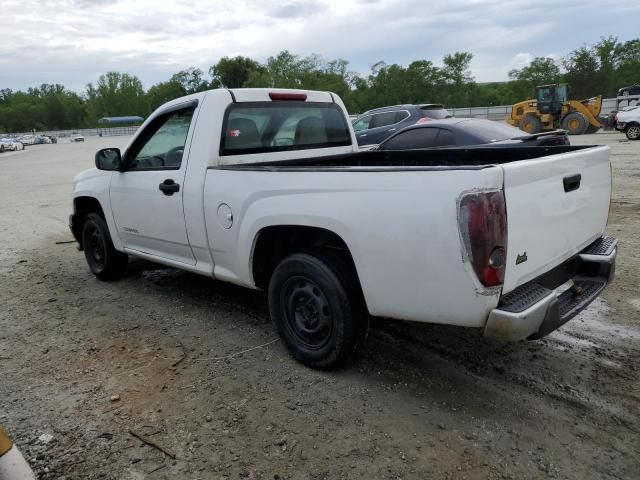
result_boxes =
[0,138,24,153]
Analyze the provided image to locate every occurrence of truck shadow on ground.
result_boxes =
[124,258,638,424]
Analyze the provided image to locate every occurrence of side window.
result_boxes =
[382,128,439,150]
[353,115,372,132]
[127,107,194,170]
[435,129,456,147]
[394,111,410,123]
[369,111,397,129]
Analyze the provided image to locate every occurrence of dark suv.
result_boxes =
[352,104,452,146]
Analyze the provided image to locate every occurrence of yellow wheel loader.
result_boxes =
[507,84,602,135]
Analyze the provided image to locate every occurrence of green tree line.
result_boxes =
[1,36,638,133]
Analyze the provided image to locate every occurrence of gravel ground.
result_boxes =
[0,133,638,480]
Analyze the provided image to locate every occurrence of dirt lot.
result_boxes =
[0,134,638,480]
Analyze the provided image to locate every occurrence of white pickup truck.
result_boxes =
[70,88,617,368]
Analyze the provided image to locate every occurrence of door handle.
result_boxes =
[563,174,581,193]
[159,179,180,195]
[387,128,397,132]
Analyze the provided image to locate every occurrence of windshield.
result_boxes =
[459,119,527,142]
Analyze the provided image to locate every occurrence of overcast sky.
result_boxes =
[1,0,639,93]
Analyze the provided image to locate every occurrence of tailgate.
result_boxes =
[501,146,611,293]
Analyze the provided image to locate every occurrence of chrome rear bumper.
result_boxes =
[484,236,617,341]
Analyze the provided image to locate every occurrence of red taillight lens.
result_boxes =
[269,92,307,101]
[458,191,507,287]
[416,117,431,124]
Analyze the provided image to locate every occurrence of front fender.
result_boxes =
[72,169,122,250]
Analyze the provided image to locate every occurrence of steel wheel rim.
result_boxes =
[88,225,105,269]
[568,118,580,131]
[281,275,333,349]
[628,126,640,139]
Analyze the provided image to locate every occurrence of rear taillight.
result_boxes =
[458,191,507,287]
[415,117,431,124]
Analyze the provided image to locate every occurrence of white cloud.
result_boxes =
[0,0,638,91]
[511,53,534,69]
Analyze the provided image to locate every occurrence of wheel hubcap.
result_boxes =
[282,276,332,349]
[628,126,640,139]
[568,119,580,131]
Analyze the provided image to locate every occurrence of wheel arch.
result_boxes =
[71,196,106,249]
[250,224,368,310]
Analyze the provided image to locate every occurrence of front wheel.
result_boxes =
[268,252,368,369]
[519,115,542,134]
[81,213,127,280]
[561,112,588,135]
[626,124,640,140]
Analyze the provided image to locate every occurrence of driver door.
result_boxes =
[109,105,196,265]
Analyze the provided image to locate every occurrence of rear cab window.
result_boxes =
[220,102,351,156]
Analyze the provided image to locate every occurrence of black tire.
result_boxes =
[626,124,640,141]
[81,212,127,280]
[561,112,588,135]
[0,145,4,153]
[268,251,368,369]
[585,125,600,134]
[519,115,542,134]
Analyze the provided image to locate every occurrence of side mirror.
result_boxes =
[95,148,122,171]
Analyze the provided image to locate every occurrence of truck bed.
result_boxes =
[218,145,596,170]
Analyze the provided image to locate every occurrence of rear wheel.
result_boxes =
[268,252,368,369]
[626,124,640,140]
[519,115,542,134]
[561,112,588,135]
[81,213,127,280]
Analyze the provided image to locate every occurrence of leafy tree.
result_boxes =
[562,47,600,99]
[84,72,148,125]
[170,68,209,94]
[209,56,265,88]
[613,39,640,89]
[146,81,186,110]
[508,57,561,98]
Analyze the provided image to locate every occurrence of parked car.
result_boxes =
[352,104,452,146]
[615,106,640,140]
[70,88,616,369]
[372,118,569,151]
[70,134,85,142]
[617,84,640,97]
[34,135,52,144]
[0,137,24,152]
[18,135,35,146]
